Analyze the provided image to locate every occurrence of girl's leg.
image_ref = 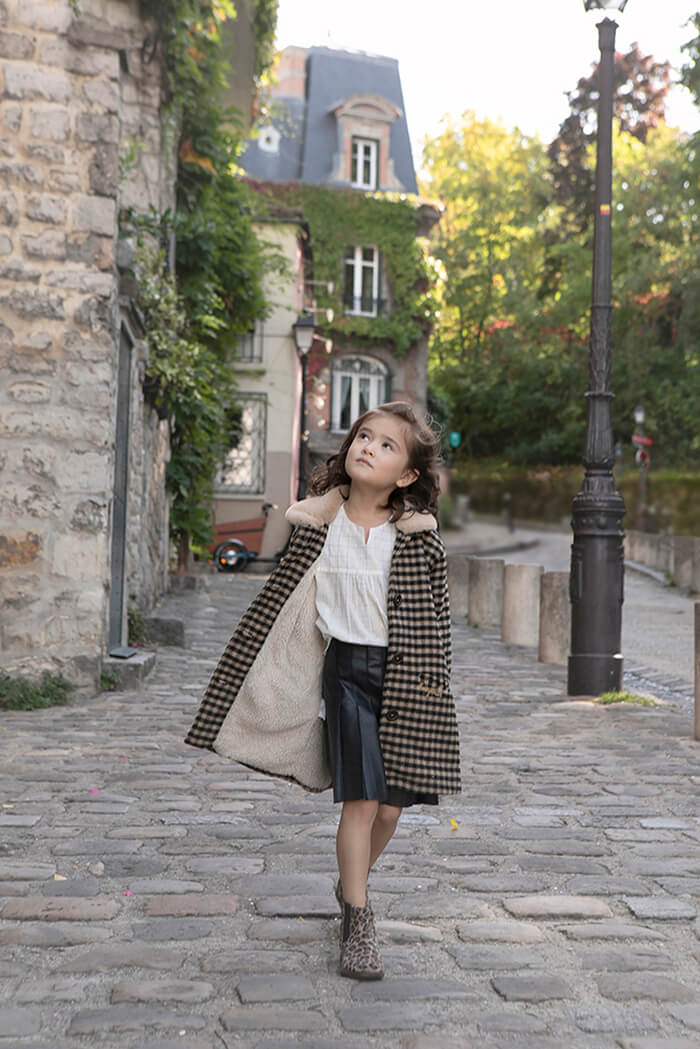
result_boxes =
[336,799,378,906]
[368,803,401,870]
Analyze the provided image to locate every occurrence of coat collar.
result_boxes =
[285,486,438,534]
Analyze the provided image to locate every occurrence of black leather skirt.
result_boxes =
[322,638,438,808]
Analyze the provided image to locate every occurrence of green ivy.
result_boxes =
[246,182,437,355]
[122,0,278,566]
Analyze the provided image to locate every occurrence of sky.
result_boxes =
[274,0,699,172]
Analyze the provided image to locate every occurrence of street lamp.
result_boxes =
[568,0,628,696]
[293,311,316,500]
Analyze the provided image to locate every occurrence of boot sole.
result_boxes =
[340,966,384,980]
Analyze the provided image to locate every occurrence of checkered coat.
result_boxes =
[184,487,462,796]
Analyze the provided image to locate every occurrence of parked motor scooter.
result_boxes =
[213,502,289,572]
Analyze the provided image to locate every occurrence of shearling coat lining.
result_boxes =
[184,488,462,796]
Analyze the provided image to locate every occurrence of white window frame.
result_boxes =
[236,321,264,364]
[331,356,389,433]
[344,245,379,317]
[216,394,266,494]
[351,136,378,189]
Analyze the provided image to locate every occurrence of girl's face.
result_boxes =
[344,413,419,495]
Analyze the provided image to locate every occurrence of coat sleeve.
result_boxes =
[426,532,452,679]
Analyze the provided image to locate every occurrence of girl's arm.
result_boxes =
[427,532,452,679]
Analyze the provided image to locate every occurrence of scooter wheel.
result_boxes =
[214,539,248,572]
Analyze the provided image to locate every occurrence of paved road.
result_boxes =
[444,518,696,708]
[1,570,699,1048]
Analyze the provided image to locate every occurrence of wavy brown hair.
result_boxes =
[307,402,442,518]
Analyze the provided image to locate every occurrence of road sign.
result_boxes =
[632,433,653,447]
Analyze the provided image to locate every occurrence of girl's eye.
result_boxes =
[383,442,394,451]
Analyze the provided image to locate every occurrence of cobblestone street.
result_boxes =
[1,571,699,1049]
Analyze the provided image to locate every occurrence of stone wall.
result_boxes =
[0,0,173,690]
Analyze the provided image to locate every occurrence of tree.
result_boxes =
[421,113,551,370]
[547,45,672,239]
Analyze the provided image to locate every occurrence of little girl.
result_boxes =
[185,401,462,980]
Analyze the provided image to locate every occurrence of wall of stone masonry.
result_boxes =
[0,0,174,690]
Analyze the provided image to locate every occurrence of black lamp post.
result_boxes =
[293,311,316,500]
[568,0,628,696]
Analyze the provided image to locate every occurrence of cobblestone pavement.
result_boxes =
[1,572,699,1049]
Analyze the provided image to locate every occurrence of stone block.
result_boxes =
[89,144,119,196]
[49,169,80,192]
[73,294,113,332]
[623,896,697,920]
[221,1007,326,1032]
[502,562,542,647]
[47,270,113,295]
[39,37,119,77]
[0,1007,41,1037]
[83,78,119,111]
[100,650,156,690]
[539,570,570,665]
[0,30,35,60]
[67,17,131,53]
[68,1006,206,1035]
[76,112,119,144]
[2,61,70,102]
[672,534,696,588]
[0,189,17,222]
[0,233,10,254]
[1,897,120,921]
[0,159,43,185]
[597,972,694,1001]
[447,554,468,616]
[0,258,40,281]
[57,945,185,972]
[0,531,42,567]
[143,616,186,646]
[2,102,22,130]
[21,230,66,259]
[68,233,114,269]
[26,193,68,224]
[492,974,571,1001]
[111,980,214,1004]
[0,289,64,319]
[468,556,504,630]
[143,894,239,918]
[503,895,613,919]
[72,194,116,236]
[15,2,72,33]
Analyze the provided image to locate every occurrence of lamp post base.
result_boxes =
[568,652,623,696]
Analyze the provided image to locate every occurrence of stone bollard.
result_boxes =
[447,554,469,617]
[696,604,700,742]
[539,571,571,666]
[467,557,504,631]
[672,536,695,589]
[501,563,543,647]
[693,539,700,595]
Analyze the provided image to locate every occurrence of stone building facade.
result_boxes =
[0,0,174,690]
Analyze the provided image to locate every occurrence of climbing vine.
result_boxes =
[117,0,280,564]
[245,182,438,355]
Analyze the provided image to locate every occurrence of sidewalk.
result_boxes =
[0,572,699,1049]
[443,516,697,708]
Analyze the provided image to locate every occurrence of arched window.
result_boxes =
[331,356,390,432]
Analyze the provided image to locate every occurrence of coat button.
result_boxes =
[392,593,402,607]
[391,652,402,664]
[385,709,399,722]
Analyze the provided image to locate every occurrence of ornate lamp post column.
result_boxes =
[293,311,316,501]
[568,0,629,696]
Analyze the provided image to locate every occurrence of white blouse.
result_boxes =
[315,503,397,647]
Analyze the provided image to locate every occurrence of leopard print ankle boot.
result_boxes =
[339,901,384,980]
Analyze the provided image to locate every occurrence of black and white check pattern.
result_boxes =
[185,490,462,796]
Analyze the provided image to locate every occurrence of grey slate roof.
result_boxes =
[239,47,417,193]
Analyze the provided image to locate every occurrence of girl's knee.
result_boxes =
[341,799,379,824]
[377,803,401,829]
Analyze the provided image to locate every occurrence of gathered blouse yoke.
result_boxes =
[315,503,397,647]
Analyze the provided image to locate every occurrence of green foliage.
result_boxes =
[127,609,146,646]
[0,671,74,711]
[124,0,279,562]
[594,691,658,706]
[246,182,436,354]
[100,670,120,692]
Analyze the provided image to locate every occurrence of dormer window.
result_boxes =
[351,137,378,189]
[344,245,379,317]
